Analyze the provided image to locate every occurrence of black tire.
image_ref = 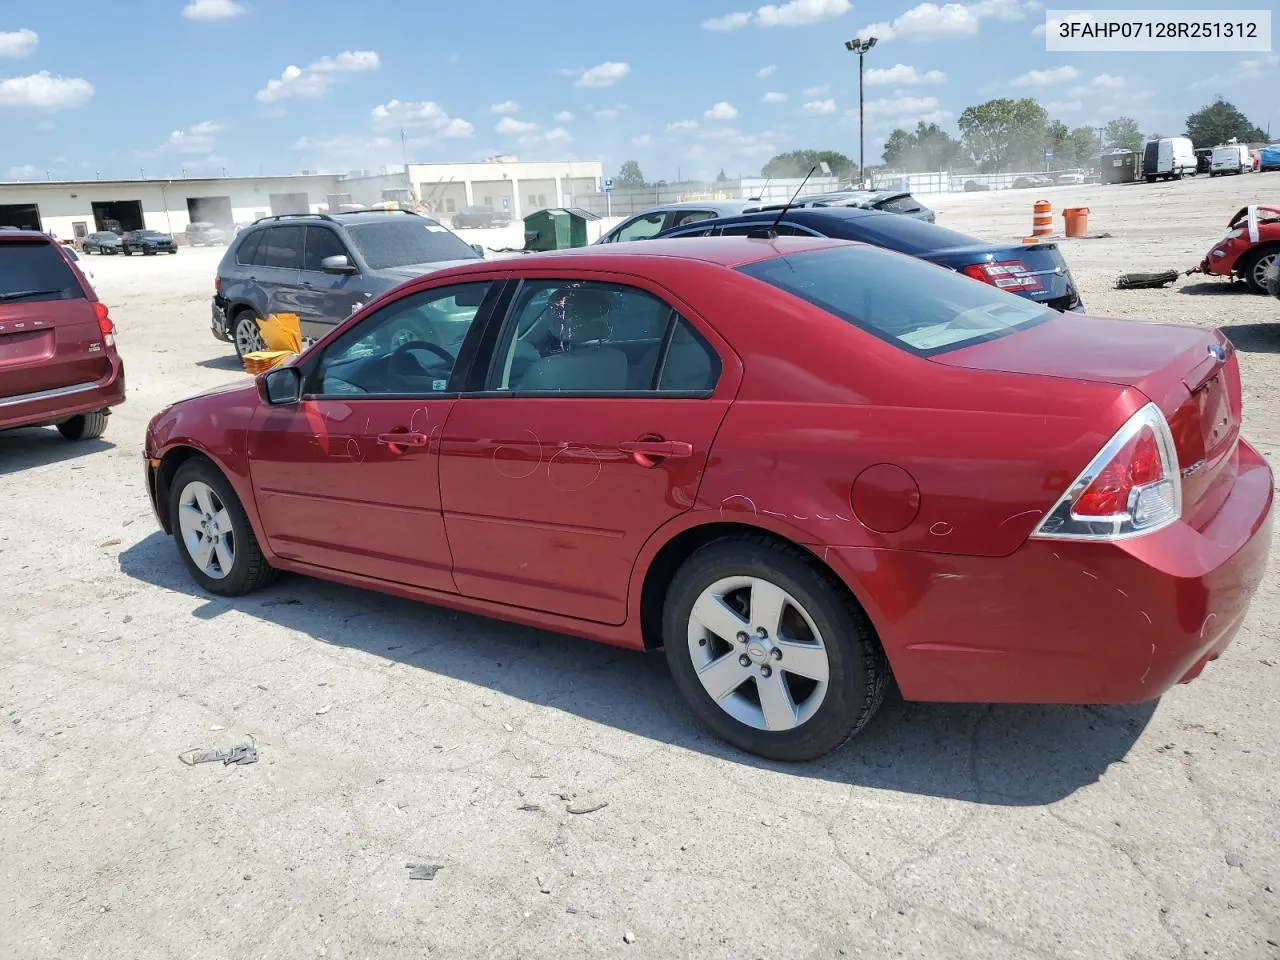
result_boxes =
[231,308,263,359]
[1145,175,1156,184]
[1238,246,1279,294]
[168,457,277,597]
[122,247,132,256]
[662,535,888,762]
[56,410,108,441]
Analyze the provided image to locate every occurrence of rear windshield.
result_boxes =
[345,219,479,269]
[737,244,1050,356]
[0,242,85,303]
[839,212,977,254]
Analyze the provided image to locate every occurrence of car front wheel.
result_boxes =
[169,458,277,597]
[663,536,888,762]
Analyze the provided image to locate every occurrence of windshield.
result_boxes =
[737,244,1051,356]
[345,219,479,269]
[136,230,166,237]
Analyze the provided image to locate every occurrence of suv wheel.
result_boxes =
[232,310,265,359]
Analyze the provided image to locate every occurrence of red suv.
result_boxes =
[0,229,125,441]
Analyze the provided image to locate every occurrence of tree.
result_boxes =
[1064,125,1102,167]
[1185,98,1267,147]
[715,168,730,182]
[958,98,1048,172]
[1103,116,1144,153]
[880,122,963,172]
[615,160,646,189]
[762,149,856,180]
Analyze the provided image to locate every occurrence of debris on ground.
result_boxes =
[98,538,121,548]
[567,800,609,815]
[623,929,636,944]
[179,736,258,767]
[315,704,332,715]
[1115,270,1181,290]
[518,803,543,812]
[406,862,443,881]
[537,871,553,893]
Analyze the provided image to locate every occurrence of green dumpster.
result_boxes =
[523,207,598,251]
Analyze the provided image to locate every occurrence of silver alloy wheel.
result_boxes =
[686,575,830,732]
[1252,251,1277,289]
[234,314,264,356]
[177,480,236,580]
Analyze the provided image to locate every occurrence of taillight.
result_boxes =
[1032,403,1181,541]
[93,302,116,346]
[214,276,222,293]
[961,260,1043,293]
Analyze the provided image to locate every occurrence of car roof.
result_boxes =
[248,210,437,230]
[671,206,885,229]
[631,200,748,215]
[0,228,53,244]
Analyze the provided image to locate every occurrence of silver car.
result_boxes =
[596,200,753,244]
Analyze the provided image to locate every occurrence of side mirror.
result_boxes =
[470,243,485,258]
[321,254,357,275]
[259,365,302,405]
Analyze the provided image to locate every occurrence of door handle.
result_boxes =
[619,439,693,468]
[377,431,429,452]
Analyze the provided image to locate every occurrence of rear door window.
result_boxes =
[261,226,303,269]
[614,213,669,242]
[0,241,85,303]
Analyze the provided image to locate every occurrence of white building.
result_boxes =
[403,157,603,221]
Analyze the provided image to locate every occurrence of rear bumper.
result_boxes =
[827,438,1274,704]
[0,354,126,431]
[211,299,231,342]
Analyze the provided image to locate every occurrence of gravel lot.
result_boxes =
[2,176,1278,960]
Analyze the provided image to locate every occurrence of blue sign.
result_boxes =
[1044,147,1055,163]
[603,178,614,193]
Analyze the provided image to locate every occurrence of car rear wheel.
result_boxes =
[662,536,888,761]
[232,309,264,359]
[169,458,276,597]
[1239,246,1278,294]
[56,411,108,441]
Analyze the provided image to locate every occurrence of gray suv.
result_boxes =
[211,210,484,358]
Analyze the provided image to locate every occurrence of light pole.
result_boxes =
[844,36,877,187]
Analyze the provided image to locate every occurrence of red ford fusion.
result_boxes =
[143,237,1273,762]
[1,228,125,441]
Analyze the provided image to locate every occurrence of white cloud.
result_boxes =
[520,126,573,146]
[1033,13,1097,37]
[554,110,575,123]
[802,98,837,115]
[703,0,850,30]
[0,72,94,110]
[666,119,699,132]
[757,64,778,78]
[155,120,224,156]
[182,0,247,20]
[864,63,946,85]
[292,134,396,169]
[496,116,539,135]
[1191,53,1277,90]
[560,61,631,88]
[705,101,739,120]
[0,28,38,58]
[371,99,474,138]
[594,105,624,120]
[256,50,380,102]
[802,84,829,96]
[489,100,520,114]
[7,164,42,179]
[1088,73,1125,90]
[633,133,653,146]
[857,0,1033,42]
[1010,65,1079,87]
[1046,99,1082,112]
[762,91,788,103]
[862,94,942,116]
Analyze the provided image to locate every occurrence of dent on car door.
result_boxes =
[247,278,504,591]
[254,225,304,317]
[437,275,742,625]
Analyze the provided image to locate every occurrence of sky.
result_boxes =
[1,0,1277,184]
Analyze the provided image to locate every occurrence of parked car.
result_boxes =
[63,246,96,292]
[122,229,177,255]
[0,227,125,441]
[1195,205,1280,294]
[1012,175,1053,189]
[449,205,511,229]
[186,221,228,246]
[596,200,752,244]
[82,231,123,255]
[655,206,1085,311]
[754,189,936,223]
[143,236,1273,761]
[1210,143,1252,176]
[211,209,486,358]
[1055,171,1086,185]
[963,179,991,192]
[1142,136,1197,182]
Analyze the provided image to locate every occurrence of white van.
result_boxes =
[1142,137,1197,182]
[1210,142,1252,176]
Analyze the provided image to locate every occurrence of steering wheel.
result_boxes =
[388,339,455,377]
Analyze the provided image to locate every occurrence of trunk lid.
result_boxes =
[0,238,111,400]
[932,241,1080,310]
[936,312,1242,521]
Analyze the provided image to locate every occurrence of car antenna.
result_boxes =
[748,165,817,239]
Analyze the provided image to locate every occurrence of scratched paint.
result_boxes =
[928,521,954,537]
[493,429,543,480]
[547,446,601,492]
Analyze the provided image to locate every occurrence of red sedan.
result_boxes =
[144,237,1273,762]
[1196,204,1280,293]
[1,228,125,440]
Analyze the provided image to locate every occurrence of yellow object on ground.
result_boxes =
[242,312,303,375]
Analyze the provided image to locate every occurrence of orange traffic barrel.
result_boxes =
[1031,200,1053,238]
[1063,206,1090,237]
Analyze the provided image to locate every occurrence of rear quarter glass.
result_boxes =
[737,244,1051,357]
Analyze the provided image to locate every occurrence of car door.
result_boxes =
[247,278,505,590]
[252,224,304,317]
[437,274,742,625]
[295,225,366,341]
